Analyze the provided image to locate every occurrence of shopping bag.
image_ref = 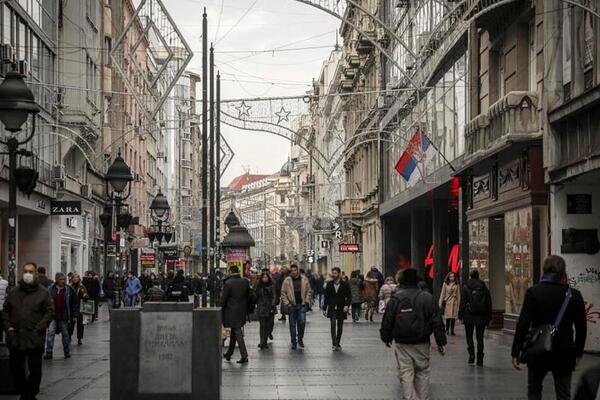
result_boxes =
[378,300,386,314]
[81,299,95,315]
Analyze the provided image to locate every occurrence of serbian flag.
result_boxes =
[394,129,436,186]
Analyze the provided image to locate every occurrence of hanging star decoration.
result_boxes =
[275,106,291,125]
[235,101,251,119]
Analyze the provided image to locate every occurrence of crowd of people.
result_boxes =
[1,253,599,400]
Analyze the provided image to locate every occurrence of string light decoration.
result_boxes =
[235,101,252,119]
[275,106,291,125]
[110,0,193,122]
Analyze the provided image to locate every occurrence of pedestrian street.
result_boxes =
[0,307,596,400]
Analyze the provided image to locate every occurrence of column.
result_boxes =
[410,209,427,279]
[432,198,449,301]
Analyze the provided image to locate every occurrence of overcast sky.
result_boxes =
[163,0,339,185]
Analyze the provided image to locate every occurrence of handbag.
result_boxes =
[520,287,572,364]
[81,299,95,315]
[280,303,290,315]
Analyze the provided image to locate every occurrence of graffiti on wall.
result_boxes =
[585,302,600,324]
[568,267,600,287]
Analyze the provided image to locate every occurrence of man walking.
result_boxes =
[45,272,78,359]
[124,271,142,307]
[380,268,446,400]
[281,264,311,350]
[458,269,492,366]
[2,262,54,400]
[512,255,586,400]
[222,265,250,364]
[323,267,352,351]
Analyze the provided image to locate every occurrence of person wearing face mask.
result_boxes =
[44,272,79,359]
[2,262,54,400]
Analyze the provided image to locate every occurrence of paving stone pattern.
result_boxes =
[0,307,596,400]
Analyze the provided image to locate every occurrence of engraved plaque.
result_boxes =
[138,312,192,393]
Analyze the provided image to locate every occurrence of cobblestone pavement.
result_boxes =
[0,306,597,400]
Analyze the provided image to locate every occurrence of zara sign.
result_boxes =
[51,201,82,215]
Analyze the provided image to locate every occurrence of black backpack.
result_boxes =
[467,286,488,314]
[167,281,188,301]
[391,291,426,343]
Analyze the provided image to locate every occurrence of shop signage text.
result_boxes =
[339,243,360,253]
[51,201,82,215]
[424,244,460,278]
[567,194,592,214]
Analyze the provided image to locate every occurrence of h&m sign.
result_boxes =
[51,201,82,215]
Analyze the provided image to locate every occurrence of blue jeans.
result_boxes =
[125,294,137,307]
[288,304,307,345]
[46,320,71,355]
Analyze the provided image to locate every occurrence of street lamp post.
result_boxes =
[0,71,40,289]
[149,189,171,273]
[105,152,133,307]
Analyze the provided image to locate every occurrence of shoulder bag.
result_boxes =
[520,287,572,364]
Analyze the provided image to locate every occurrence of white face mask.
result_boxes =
[23,272,35,284]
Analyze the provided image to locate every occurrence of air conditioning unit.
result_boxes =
[16,60,29,75]
[53,164,65,182]
[80,183,92,199]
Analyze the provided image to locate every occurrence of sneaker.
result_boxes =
[268,334,273,340]
[336,345,342,351]
[43,353,53,360]
[298,340,304,349]
[291,344,297,350]
[332,346,338,351]
[77,339,82,345]
[64,353,71,359]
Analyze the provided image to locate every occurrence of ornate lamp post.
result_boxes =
[105,152,133,307]
[149,189,171,272]
[0,71,40,289]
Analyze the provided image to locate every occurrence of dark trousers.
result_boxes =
[288,305,306,345]
[329,317,344,346]
[527,365,572,400]
[9,347,43,400]
[226,327,248,359]
[68,314,84,341]
[351,303,362,321]
[259,315,274,346]
[445,318,456,333]
[464,323,485,356]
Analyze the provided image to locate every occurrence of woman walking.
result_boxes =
[349,271,363,322]
[69,273,87,345]
[255,271,277,349]
[378,276,397,307]
[362,271,379,322]
[439,272,460,336]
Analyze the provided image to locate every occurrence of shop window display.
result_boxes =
[468,219,489,283]
[504,207,533,315]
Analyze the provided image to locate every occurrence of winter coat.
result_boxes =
[255,283,276,318]
[574,364,600,400]
[71,282,88,302]
[0,278,7,311]
[48,284,79,321]
[380,285,447,346]
[83,277,100,299]
[37,275,51,288]
[145,286,165,302]
[281,275,312,306]
[2,281,54,350]
[125,277,142,296]
[362,278,379,302]
[439,282,460,320]
[349,277,363,304]
[323,280,352,320]
[102,277,115,299]
[511,274,586,373]
[166,275,190,302]
[221,274,250,328]
[458,278,492,325]
[378,283,397,305]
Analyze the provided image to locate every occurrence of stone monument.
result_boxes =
[110,302,221,399]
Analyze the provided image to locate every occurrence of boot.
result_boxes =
[477,353,484,366]
[468,353,475,365]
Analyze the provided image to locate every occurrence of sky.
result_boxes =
[162,0,340,185]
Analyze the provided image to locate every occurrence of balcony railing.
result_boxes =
[466,91,539,156]
[339,199,363,216]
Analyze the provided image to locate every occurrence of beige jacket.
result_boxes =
[281,275,312,306]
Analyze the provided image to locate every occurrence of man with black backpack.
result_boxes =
[380,268,446,400]
[458,269,492,366]
[165,269,190,302]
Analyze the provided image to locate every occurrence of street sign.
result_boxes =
[321,240,329,248]
[335,230,342,240]
[339,243,360,253]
